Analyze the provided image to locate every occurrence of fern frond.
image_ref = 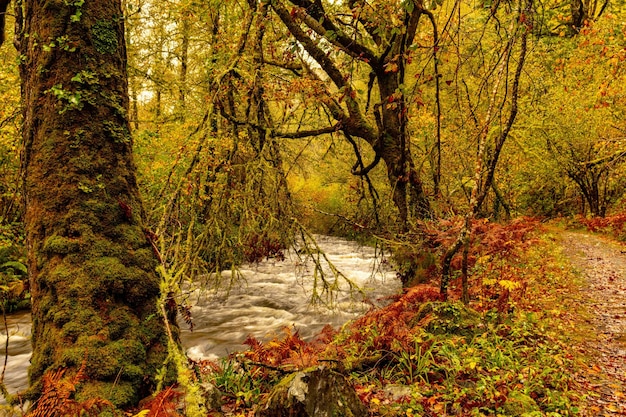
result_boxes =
[26,362,113,417]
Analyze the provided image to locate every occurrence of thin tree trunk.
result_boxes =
[440,2,530,300]
[178,9,189,119]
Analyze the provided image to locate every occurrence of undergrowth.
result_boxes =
[186,218,584,416]
[569,212,626,241]
[14,218,585,416]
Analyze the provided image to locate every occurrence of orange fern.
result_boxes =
[243,326,324,369]
[138,385,184,417]
[26,362,113,417]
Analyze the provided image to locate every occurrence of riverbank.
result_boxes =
[0,235,400,411]
[184,219,593,416]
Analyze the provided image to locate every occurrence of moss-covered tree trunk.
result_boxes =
[17,0,172,408]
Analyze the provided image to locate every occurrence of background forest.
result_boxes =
[1,0,626,415]
[1,0,626,284]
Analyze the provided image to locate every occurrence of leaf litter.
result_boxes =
[561,231,626,416]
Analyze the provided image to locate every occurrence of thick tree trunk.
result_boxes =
[377,72,431,227]
[18,0,172,407]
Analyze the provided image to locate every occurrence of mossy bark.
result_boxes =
[17,0,173,408]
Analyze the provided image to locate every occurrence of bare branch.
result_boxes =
[271,0,377,143]
[274,124,342,138]
[290,0,379,63]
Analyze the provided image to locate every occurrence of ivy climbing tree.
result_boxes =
[16,0,173,409]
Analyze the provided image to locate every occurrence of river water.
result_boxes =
[0,235,400,398]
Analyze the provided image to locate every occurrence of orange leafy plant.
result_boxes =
[135,385,184,417]
[242,325,335,370]
[26,362,113,417]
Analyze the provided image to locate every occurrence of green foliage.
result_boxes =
[65,0,85,22]
[0,16,21,227]
[43,35,79,53]
[71,70,98,85]
[0,224,27,312]
[0,261,28,312]
[510,15,626,217]
[211,358,263,407]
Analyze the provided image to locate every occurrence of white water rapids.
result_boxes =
[1,235,400,399]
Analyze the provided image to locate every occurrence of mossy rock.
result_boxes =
[392,248,436,287]
[501,390,540,415]
[412,301,483,338]
[257,366,367,417]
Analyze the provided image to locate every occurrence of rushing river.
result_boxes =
[0,235,400,398]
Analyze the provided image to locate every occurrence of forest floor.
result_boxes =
[560,231,626,416]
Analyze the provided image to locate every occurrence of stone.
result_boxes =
[257,366,367,417]
[501,390,540,415]
[200,382,222,411]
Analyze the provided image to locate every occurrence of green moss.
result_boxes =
[69,273,101,296]
[502,390,540,415]
[130,248,157,268]
[52,298,78,327]
[139,313,167,346]
[60,208,101,231]
[114,225,148,249]
[414,301,483,338]
[78,254,157,300]
[29,342,55,383]
[68,154,95,174]
[126,272,160,300]
[89,235,124,259]
[92,20,118,54]
[61,337,148,384]
[77,380,137,409]
[107,307,138,339]
[37,294,56,319]
[43,234,81,254]
[99,90,128,117]
[81,198,111,216]
[60,320,83,341]
[82,256,143,294]
[102,339,147,381]
[78,174,107,195]
[45,263,75,285]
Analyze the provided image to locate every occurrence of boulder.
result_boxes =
[501,390,540,415]
[200,381,222,411]
[413,301,483,338]
[257,366,367,417]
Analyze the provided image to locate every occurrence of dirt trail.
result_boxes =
[561,232,626,416]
